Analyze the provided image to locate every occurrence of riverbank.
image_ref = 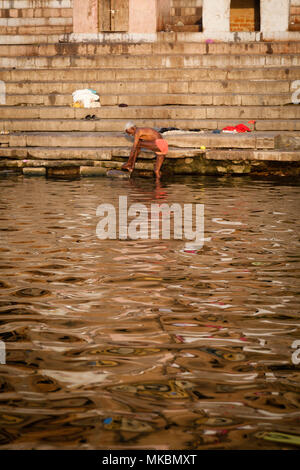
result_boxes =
[0,39,300,178]
[0,130,299,178]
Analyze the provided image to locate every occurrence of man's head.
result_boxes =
[125,122,137,135]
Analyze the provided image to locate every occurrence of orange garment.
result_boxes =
[155,139,169,154]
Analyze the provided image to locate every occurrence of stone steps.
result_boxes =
[1,66,299,81]
[1,148,299,165]
[1,147,299,179]
[0,142,300,167]
[2,131,279,150]
[4,79,292,94]
[1,118,300,133]
[2,93,294,107]
[1,105,299,121]
[0,37,299,177]
[0,146,202,161]
[1,53,299,69]
[0,41,299,56]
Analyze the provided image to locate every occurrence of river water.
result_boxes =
[0,173,299,450]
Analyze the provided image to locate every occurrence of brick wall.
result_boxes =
[230,0,260,32]
[290,1,300,31]
[0,0,73,35]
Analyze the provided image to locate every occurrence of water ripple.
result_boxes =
[0,175,299,449]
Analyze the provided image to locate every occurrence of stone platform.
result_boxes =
[0,131,299,178]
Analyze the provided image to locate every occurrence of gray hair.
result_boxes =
[125,121,136,131]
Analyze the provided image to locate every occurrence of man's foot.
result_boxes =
[121,163,133,173]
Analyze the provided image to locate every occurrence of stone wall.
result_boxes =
[0,0,73,35]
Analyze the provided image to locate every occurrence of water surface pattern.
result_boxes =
[0,174,299,450]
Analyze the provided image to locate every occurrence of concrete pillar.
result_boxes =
[203,0,231,32]
[128,0,157,33]
[261,0,290,32]
[129,0,170,33]
[73,0,98,34]
[202,0,230,32]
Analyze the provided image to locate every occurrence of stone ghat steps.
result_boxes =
[1,118,300,133]
[5,77,294,92]
[1,148,299,164]
[2,92,294,107]
[3,79,294,95]
[0,41,299,56]
[0,146,205,162]
[1,66,299,81]
[1,105,299,121]
[1,131,280,150]
[1,53,300,69]
[1,147,299,179]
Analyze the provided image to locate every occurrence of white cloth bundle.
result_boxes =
[72,89,101,108]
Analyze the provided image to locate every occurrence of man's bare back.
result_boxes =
[133,127,162,142]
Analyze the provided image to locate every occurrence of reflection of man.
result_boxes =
[122,122,168,179]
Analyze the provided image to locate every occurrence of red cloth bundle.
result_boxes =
[222,124,251,133]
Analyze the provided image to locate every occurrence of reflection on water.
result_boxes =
[0,173,299,450]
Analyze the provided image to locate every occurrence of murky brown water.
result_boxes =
[0,173,299,450]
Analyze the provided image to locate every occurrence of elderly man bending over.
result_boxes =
[122,122,168,179]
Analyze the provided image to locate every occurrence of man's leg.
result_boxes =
[154,153,165,179]
[122,140,166,176]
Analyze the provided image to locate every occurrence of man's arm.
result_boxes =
[129,129,141,158]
